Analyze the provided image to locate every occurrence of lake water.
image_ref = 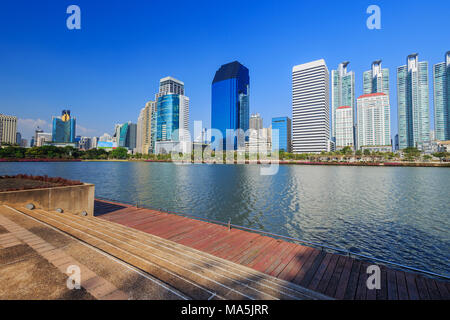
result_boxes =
[1,161,449,277]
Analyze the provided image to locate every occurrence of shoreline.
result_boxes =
[1,158,449,167]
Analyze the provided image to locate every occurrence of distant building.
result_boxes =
[115,122,137,151]
[91,137,99,149]
[250,113,263,131]
[271,117,291,153]
[16,132,22,146]
[99,133,113,142]
[357,93,391,150]
[433,52,450,141]
[0,114,18,145]
[363,60,390,96]
[292,59,330,153]
[137,101,157,154]
[331,62,355,142]
[394,134,399,151]
[246,128,272,154]
[155,77,190,154]
[52,110,76,143]
[397,54,430,150]
[335,106,354,149]
[36,132,52,147]
[211,61,250,150]
[20,139,28,148]
[78,137,92,150]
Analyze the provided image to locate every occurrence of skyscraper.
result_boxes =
[155,77,190,154]
[292,59,330,153]
[331,62,355,142]
[271,117,291,153]
[211,61,249,150]
[335,106,354,149]
[397,54,430,150]
[115,121,137,150]
[137,101,157,154]
[250,113,263,131]
[0,114,17,145]
[52,110,76,143]
[357,93,391,150]
[433,51,450,141]
[363,60,390,96]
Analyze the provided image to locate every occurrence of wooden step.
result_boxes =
[7,205,330,300]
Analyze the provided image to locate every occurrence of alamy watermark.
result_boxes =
[366,5,381,30]
[66,265,81,290]
[66,5,81,30]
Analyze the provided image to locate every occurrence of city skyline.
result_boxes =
[2,1,449,142]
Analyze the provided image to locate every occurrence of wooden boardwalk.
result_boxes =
[96,199,450,300]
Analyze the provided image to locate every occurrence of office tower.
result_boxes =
[250,113,263,130]
[154,77,190,154]
[91,137,99,149]
[335,106,354,149]
[363,60,390,96]
[433,51,450,141]
[36,132,52,147]
[397,54,430,149]
[357,93,391,149]
[271,117,292,152]
[16,132,22,146]
[20,139,28,148]
[78,137,92,150]
[331,62,355,141]
[138,101,157,154]
[247,127,272,154]
[52,110,76,143]
[292,59,330,153]
[211,61,250,150]
[115,121,137,150]
[0,114,18,145]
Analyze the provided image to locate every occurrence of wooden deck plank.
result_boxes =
[316,253,340,295]
[334,256,354,300]
[415,276,430,300]
[354,262,369,300]
[264,242,299,276]
[424,278,442,300]
[376,266,388,300]
[343,260,362,300]
[386,269,398,300]
[251,241,290,273]
[292,248,323,286]
[308,253,333,292]
[95,199,450,301]
[404,272,420,300]
[395,270,409,300]
[324,255,347,298]
[277,245,311,282]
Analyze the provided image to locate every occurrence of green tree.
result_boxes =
[110,147,128,159]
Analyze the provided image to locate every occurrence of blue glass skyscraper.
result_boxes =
[272,117,292,153]
[52,110,76,143]
[211,61,249,150]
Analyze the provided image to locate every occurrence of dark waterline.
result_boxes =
[1,161,449,277]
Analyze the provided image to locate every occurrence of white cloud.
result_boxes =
[17,118,51,140]
[76,124,98,137]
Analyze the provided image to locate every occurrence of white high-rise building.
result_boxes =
[292,59,330,153]
[335,106,354,149]
[0,114,18,145]
[357,93,391,149]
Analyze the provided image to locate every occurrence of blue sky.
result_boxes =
[0,0,449,141]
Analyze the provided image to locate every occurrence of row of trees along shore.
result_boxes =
[0,145,449,162]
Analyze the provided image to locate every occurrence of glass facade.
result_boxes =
[331,62,355,141]
[433,52,450,141]
[397,55,430,150]
[271,117,291,152]
[211,61,249,150]
[52,110,76,143]
[156,94,180,142]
